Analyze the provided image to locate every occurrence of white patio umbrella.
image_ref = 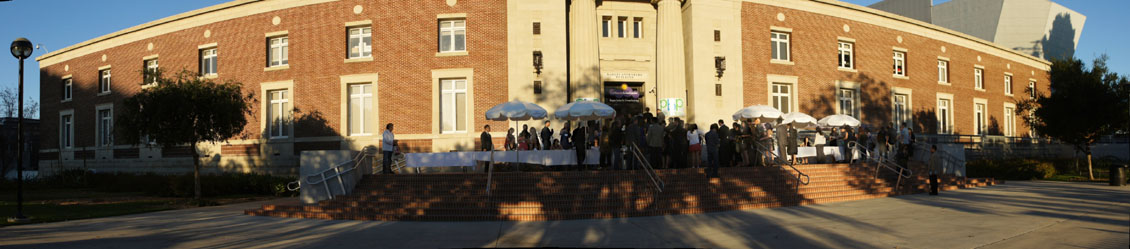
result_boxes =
[732,105,784,122]
[553,101,616,121]
[780,112,818,129]
[818,114,862,127]
[484,101,548,177]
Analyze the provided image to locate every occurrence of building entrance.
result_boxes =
[603,82,645,116]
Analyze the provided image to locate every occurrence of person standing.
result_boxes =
[814,127,827,163]
[887,124,899,160]
[774,120,788,164]
[927,145,941,195]
[687,123,702,168]
[672,119,689,169]
[877,125,889,159]
[381,123,396,174]
[705,124,721,178]
[573,123,587,171]
[480,125,493,173]
[599,122,612,169]
[646,117,665,169]
[899,123,911,164]
[842,125,854,163]
[609,120,624,170]
[541,121,554,150]
[717,120,732,168]
[505,128,516,151]
[560,122,573,150]
[624,118,641,170]
[787,123,799,165]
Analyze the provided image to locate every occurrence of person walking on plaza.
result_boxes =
[687,123,703,168]
[787,123,799,165]
[480,125,493,173]
[541,121,554,150]
[647,117,665,169]
[573,122,587,171]
[381,123,396,174]
[705,124,721,178]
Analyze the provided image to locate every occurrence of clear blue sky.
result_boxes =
[1,0,1126,118]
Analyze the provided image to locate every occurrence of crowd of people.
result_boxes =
[463,110,921,177]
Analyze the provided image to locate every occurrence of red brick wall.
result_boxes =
[742,2,1048,136]
[38,0,508,150]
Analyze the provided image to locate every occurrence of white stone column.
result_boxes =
[653,0,687,116]
[569,0,601,100]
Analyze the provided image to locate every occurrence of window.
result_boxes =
[937,60,949,83]
[1004,106,1016,136]
[974,103,986,135]
[974,68,984,89]
[532,22,541,35]
[267,90,290,138]
[144,59,159,85]
[60,114,73,149]
[893,94,910,129]
[99,69,111,94]
[200,47,217,76]
[838,42,853,69]
[632,18,642,39]
[601,17,611,38]
[771,83,792,113]
[714,30,721,42]
[97,108,113,146]
[715,84,722,96]
[893,51,906,77]
[348,26,372,58]
[839,89,857,118]
[438,19,466,53]
[440,79,467,133]
[617,17,627,38]
[770,32,790,61]
[348,84,374,136]
[1029,80,1037,98]
[937,99,952,134]
[268,36,288,67]
[1004,75,1013,95]
[62,78,72,101]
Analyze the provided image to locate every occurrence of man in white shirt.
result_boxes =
[382,123,395,174]
[899,122,912,164]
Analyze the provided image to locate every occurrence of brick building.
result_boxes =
[35,0,1049,175]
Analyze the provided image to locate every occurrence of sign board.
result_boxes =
[658,98,685,117]
[601,72,648,82]
[603,85,642,103]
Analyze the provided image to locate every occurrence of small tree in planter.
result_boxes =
[117,69,254,199]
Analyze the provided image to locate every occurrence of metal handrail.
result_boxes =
[913,143,965,177]
[301,147,374,199]
[847,141,913,192]
[753,142,810,191]
[486,149,495,196]
[628,143,665,193]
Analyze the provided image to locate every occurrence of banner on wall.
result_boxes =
[658,98,685,117]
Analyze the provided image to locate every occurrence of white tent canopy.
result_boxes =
[780,112,818,129]
[732,105,783,122]
[554,101,616,121]
[485,100,548,121]
[818,114,861,127]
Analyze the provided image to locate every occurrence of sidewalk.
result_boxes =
[2,181,1127,249]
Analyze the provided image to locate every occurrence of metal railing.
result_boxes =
[486,150,495,196]
[628,143,665,194]
[913,143,965,177]
[299,147,375,199]
[753,142,810,192]
[847,141,913,191]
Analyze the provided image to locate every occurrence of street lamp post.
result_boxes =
[9,38,33,223]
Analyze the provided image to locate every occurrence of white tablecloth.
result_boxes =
[794,146,846,161]
[404,149,600,168]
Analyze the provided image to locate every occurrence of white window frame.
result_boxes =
[937,94,954,135]
[1003,104,1016,137]
[1004,74,1013,95]
[348,83,374,136]
[771,83,793,113]
[973,98,988,135]
[617,17,627,38]
[268,36,289,67]
[838,42,854,69]
[200,47,218,76]
[770,31,790,61]
[440,78,468,134]
[1029,80,1037,99]
[60,110,74,149]
[892,90,912,129]
[348,26,372,59]
[438,19,466,53]
[838,88,858,118]
[145,59,159,85]
[268,89,291,139]
[96,105,113,147]
[937,60,949,83]
[893,51,907,77]
[974,67,984,90]
[632,18,642,39]
[62,77,72,101]
[99,69,111,94]
[602,16,611,38]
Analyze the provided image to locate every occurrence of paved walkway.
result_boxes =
[2,181,1127,249]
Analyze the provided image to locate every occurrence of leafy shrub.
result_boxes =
[967,159,1056,180]
[27,170,297,198]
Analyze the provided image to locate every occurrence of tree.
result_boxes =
[1016,55,1129,180]
[116,69,254,199]
[0,86,39,119]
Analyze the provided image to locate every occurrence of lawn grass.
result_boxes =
[1,188,275,226]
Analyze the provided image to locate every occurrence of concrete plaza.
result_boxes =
[1,180,1127,249]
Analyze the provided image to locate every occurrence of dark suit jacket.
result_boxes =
[480,132,493,151]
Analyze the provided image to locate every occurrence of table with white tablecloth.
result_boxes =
[404,149,600,168]
[792,146,849,161]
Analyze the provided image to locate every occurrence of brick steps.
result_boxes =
[245,163,1001,221]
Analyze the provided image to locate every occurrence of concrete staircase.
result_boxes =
[245,163,999,221]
